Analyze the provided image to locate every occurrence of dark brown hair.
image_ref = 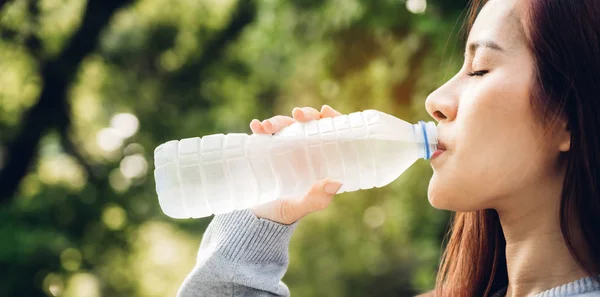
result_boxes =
[435,1,600,296]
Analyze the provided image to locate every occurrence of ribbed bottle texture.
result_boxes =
[154,110,437,218]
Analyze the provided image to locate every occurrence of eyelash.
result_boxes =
[467,70,489,77]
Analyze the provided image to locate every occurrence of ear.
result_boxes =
[557,120,570,152]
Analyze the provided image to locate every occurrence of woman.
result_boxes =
[177,0,600,296]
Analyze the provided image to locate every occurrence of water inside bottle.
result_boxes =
[154,113,436,218]
[241,136,424,200]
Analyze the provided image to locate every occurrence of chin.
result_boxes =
[427,175,451,210]
[428,162,460,210]
[427,188,454,210]
[427,174,479,212]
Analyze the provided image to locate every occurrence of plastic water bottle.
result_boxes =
[153,110,437,219]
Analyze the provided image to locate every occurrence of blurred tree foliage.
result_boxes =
[0,0,468,296]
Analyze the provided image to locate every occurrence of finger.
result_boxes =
[292,107,321,122]
[320,105,342,118]
[262,115,295,134]
[298,179,343,214]
[250,119,267,134]
[251,199,297,225]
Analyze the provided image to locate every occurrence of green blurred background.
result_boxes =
[0,0,468,296]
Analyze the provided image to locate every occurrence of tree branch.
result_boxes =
[0,0,133,203]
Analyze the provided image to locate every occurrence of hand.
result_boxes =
[249,105,344,225]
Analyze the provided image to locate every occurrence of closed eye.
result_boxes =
[467,70,489,77]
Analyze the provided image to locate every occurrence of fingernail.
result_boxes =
[262,119,274,132]
[324,180,343,195]
[323,104,340,115]
[293,107,305,118]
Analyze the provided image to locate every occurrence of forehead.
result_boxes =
[468,0,526,50]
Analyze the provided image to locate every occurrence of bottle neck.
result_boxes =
[413,121,438,160]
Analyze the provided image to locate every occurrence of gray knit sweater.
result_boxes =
[177,209,600,297]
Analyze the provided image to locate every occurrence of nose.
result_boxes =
[425,77,459,122]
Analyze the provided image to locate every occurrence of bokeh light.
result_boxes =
[120,154,148,179]
[123,143,146,156]
[37,154,87,191]
[109,168,131,193]
[42,273,64,297]
[62,273,100,297]
[96,128,125,152]
[110,113,140,139]
[406,0,427,14]
[363,205,386,228]
[102,203,128,231]
[60,248,83,272]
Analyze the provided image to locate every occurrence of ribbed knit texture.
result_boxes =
[177,209,298,297]
[206,208,296,264]
[537,276,600,296]
[179,209,600,297]
[492,276,600,297]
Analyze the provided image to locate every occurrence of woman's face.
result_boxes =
[425,0,570,212]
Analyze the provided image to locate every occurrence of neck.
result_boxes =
[497,186,587,297]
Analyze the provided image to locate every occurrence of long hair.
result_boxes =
[435,1,600,296]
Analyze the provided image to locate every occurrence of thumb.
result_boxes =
[297,179,343,214]
[252,179,343,224]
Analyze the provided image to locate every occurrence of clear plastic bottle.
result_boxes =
[153,110,437,219]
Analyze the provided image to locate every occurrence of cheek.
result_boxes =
[429,70,542,211]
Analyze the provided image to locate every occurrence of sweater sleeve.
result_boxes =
[177,209,299,297]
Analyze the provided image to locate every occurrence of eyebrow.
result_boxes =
[467,40,505,54]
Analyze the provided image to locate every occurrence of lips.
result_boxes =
[430,139,447,160]
[436,140,447,151]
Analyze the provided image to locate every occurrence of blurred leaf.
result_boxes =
[0,0,469,296]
